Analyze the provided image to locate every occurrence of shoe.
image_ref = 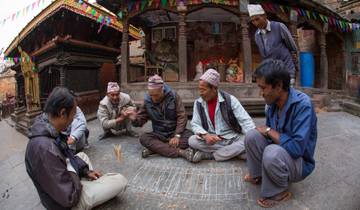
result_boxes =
[125,130,139,138]
[178,148,194,162]
[192,151,214,163]
[237,153,247,161]
[142,148,155,158]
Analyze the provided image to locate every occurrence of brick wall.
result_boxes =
[0,74,16,101]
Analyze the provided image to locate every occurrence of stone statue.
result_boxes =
[18,47,40,111]
[193,61,203,81]
[226,58,244,83]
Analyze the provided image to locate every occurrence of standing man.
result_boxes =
[25,87,128,210]
[244,59,317,208]
[189,69,255,163]
[97,82,137,140]
[248,4,298,86]
[126,75,194,161]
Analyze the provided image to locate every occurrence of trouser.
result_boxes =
[70,152,128,210]
[100,119,134,138]
[188,134,245,161]
[139,129,192,158]
[244,129,303,198]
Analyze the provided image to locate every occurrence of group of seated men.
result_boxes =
[25,59,317,209]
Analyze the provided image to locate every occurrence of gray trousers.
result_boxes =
[188,134,245,161]
[244,129,303,197]
[103,119,133,135]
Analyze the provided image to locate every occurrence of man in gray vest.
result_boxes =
[189,69,255,162]
[125,75,194,161]
[248,4,297,86]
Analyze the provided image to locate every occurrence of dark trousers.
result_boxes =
[139,129,192,158]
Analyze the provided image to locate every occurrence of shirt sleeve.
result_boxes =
[279,104,313,159]
[230,95,256,133]
[131,104,149,127]
[97,103,117,129]
[279,22,297,52]
[70,107,87,141]
[174,93,187,135]
[190,101,208,135]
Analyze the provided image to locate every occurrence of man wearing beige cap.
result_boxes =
[248,4,297,86]
[125,75,194,161]
[189,69,255,162]
[97,82,137,140]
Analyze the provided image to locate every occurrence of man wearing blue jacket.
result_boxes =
[244,59,317,208]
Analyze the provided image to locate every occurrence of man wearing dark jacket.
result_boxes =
[25,87,127,210]
[125,75,193,161]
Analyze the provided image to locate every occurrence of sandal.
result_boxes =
[244,174,262,185]
[257,191,292,208]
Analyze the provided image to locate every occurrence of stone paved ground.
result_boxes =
[1,112,360,210]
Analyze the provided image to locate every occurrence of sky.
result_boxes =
[0,0,54,55]
[0,0,96,56]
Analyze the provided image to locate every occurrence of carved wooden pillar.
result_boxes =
[289,10,300,86]
[178,12,187,82]
[240,14,252,83]
[60,66,66,86]
[319,31,328,89]
[121,18,129,86]
[341,42,347,90]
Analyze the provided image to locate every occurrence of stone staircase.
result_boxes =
[342,100,360,117]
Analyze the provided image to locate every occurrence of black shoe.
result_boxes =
[125,130,139,138]
[192,151,214,163]
[237,153,247,161]
[178,148,194,162]
[142,148,155,158]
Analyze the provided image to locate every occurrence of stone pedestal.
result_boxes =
[14,106,42,135]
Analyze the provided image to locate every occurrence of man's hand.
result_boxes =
[115,114,126,124]
[203,134,222,145]
[67,136,75,145]
[256,125,268,136]
[87,170,102,181]
[169,136,180,148]
[124,109,137,121]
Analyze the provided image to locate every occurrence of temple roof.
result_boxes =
[5,0,141,56]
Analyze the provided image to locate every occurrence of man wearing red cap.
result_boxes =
[97,82,137,140]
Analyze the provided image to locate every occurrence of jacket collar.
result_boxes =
[257,20,271,35]
[270,88,301,114]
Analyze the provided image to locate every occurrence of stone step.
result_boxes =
[134,97,266,117]
[15,119,28,136]
[342,101,360,117]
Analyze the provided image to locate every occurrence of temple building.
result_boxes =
[4,0,140,134]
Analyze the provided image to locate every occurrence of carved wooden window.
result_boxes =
[211,22,221,35]
[152,26,176,43]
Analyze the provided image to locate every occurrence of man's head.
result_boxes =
[199,69,220,102]
[44,87,77,132]
[254,59,290,105]
[107,82,120,105]
[148,75,164,103]
[248,4,267,29]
